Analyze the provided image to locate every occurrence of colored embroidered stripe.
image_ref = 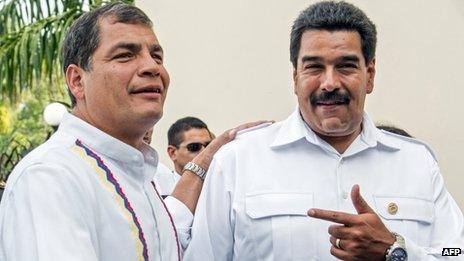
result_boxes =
[151,182,181,261]
[73,139,149,261]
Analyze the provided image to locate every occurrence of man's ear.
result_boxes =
[66,64,86,102]
[167,145,177,161]
[366,58,376,94]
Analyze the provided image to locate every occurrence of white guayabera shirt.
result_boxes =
[0,113,180,261]
[167,108,464,260]
[153,162,180,198]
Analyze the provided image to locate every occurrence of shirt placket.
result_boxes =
[140,172,163,260]
[336,157,351,210]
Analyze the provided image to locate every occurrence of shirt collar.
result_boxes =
[270,107,402,151]
[270,108,308,148]
[360,113,402,150]
[59,112,158,172]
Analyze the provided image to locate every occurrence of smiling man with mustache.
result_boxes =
[175,1,464,260]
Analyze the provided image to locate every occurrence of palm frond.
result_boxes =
[0,0,134,103]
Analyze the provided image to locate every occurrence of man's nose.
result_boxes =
[138,53,160,78]
[320,68,340,92]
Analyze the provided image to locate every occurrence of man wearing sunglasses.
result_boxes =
[167,117,213,179]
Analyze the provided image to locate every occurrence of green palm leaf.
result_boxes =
[0,0,134,103]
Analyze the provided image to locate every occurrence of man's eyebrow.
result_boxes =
[301,55,323,63]
[300,55,361,63]
[339,55,360,63]
[150,44,164,54]
[109,42,142,54]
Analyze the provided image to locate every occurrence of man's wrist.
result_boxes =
[183,161,207,180]
[191,149,214,170]
[385,232,407,261]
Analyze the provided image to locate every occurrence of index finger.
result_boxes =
[308,208,357,226]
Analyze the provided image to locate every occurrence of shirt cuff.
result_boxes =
[164,196,194,250]
[403,235,439,260]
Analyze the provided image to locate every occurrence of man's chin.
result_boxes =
[136,108,163,124]
[317,122,363,138]
[318,129,351,137]
[317,120,352,137]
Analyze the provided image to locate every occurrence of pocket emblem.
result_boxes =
[387,202,398,215]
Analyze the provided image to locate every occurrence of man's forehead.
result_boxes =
[98,16,158,41]
[299,30,363,60]
[303,29,360,44]
[181,128,211,141]
[96,19,162,52]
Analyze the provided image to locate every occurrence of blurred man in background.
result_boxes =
[147,117,213,198]
[167,117,213,176]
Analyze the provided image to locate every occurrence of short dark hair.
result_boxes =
[377,124,413,138]
[61,2,152,106]
[168,117,210,147]
[290,1,377,68]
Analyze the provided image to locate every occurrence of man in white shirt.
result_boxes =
[160,117,214,198]
[0,2,262,260]
[144,117,214,198]
[0,3,182,260]
[174,1,464,260]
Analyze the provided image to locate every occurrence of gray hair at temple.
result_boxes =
[290,0,377,68]
[61,2,153,106]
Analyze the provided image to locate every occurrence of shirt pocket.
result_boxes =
[245,192,316,261]
[373,196,435,245]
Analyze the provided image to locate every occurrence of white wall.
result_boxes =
[137,0,464,210]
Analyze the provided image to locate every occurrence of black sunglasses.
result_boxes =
[180,142,210,153]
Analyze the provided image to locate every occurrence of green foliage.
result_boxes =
[0,86,68,181]
[0,0,135,103]
[0,135,33,184]
[0,105,12,134]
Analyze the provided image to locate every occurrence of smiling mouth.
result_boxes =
[131,86,162,95]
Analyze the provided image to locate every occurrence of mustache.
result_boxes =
[310,90,351,105]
